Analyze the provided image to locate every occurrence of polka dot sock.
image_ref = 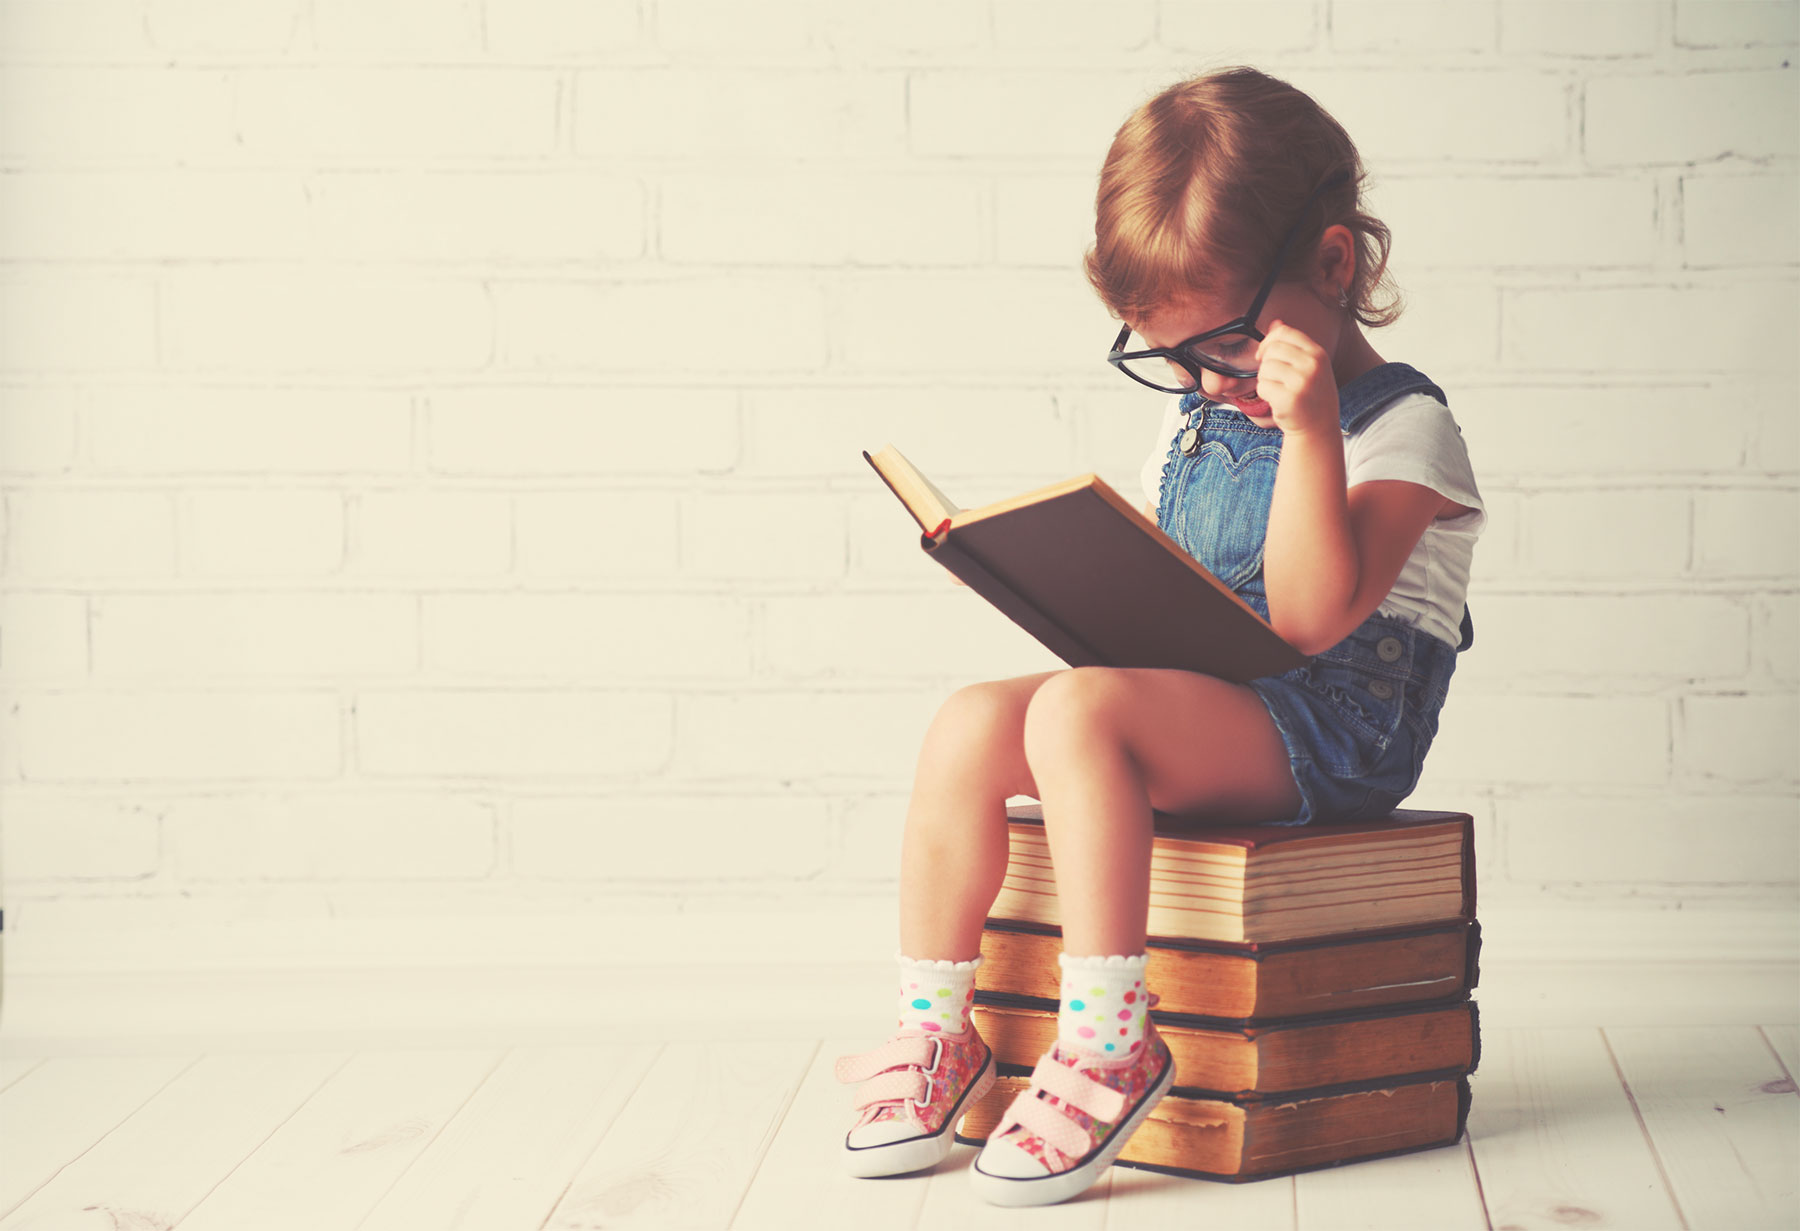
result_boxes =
[1057,952,1150,1057]
[894,953,981,1035]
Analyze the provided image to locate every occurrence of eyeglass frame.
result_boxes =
[1105,169,1354,391]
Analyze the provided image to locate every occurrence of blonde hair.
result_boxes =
[1084,67,1403,328]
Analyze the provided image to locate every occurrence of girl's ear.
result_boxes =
[1313,224,1358,296]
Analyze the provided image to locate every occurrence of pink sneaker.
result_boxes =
[834,1025,997,1177]
[969,1010,1176,1206]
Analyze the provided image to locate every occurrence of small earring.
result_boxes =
[1337,289,1350,309]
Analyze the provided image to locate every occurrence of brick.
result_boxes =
[0,592,88,678]
[424,595,752,679]
[1416,692,1670,786]
[1282,68,1570,163]
[818,2,988,59]
[684,492,847,580]
[1450,593,1749,684]
[427,387,738,477]
[739,387,1070,479]
[168,792,496,880]
[1453,383,1751,478]
[0,386,79,474]
[144,0,308,54]
[1748,380,1800,471]
[1332,0,1498,51]
[311,172,646,263]
[1370,281,1501,369]
[0,275,156,373]
[162,271,492,374]
[1586,69,1800,165]
[760,592,1067,680]
[0,67,238,161]
[1160,2,1323,51]
[1683,172,1800,267]
[1678,691,1798,783]
[92,593,410,678]
[849,490,953,584]
[87,387,412,476]
[310,0,484,56]
[492,276,827,374]
[1692,488,1800,576]
[993,173,1100,269]
[834,793,906,881]
[1518,489,1689,578]
[351,491,512,578]
[908,71,1160,158]
[1503,281,1800,374]
[235,69,559,161]
[674,688,943,779]
[1500,0,1661,56]
[177,490,346,579]
[992,1,1156,51]
[483,0,641,57]
[516,491,682,579]
[356,690,672,778]
[0,0,156,59]
[835,271,1116,377]
[653,0,828,58]
[1753,592,1798,683]
[1674,0,1800,46]
[6,490,174,580]
[1372,175,1655,268]
[659,171,980,266]
[0,172,309,261]
[14,690,340,781]
[573,69,905,160]
[1502,794,1799,884]
[512,795,829,880]
[1,791,159,880]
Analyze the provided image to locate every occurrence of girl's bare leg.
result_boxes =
[1022,667,1303,956]
[898,670,1063,960]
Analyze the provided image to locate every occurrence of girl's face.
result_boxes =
[1131,279,1347,427]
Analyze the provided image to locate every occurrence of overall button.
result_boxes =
[1367,680,1395,700]
[1376,636,1403,662]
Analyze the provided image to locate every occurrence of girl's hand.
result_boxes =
[1254,321,1339,438]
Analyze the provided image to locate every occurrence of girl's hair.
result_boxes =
[1084,67,1403,329]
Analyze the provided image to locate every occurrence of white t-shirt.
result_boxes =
[1137,391,1486,651]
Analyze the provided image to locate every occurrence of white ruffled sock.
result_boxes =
[1057,952,1150,1057]
[894,953,981,1035]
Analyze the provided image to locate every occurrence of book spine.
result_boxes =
[926,530,1107,668]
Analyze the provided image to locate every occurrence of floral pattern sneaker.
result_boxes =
[835,1025,997,1178]
[969,1008,1176,1207]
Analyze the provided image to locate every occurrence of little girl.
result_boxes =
[834,66,1484,1207]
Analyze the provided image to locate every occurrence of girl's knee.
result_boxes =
[1021,667,1132,758]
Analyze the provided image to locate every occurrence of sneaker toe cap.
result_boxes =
[975,1132,1052,1178]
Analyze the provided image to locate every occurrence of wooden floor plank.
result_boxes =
[1606,1026,1800,1231]
[0,1052,347,1230]
[0,1054,198,1218]
[1106,1165,1296,1227]
[177,1049,503,1231]
[1761,1025,1798,1083]
[1293,1134,1487,1229]
[1466,1027,1683,1230]
[0,1056,44,1094]
[356,1043,659,1231]
[730,1036,933,1231]
[543,1040,814,1231]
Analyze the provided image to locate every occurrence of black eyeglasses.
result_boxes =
[1106,170,1353,392]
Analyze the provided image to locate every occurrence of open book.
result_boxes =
[863,443,1307,682]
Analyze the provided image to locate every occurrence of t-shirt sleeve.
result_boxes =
[1345,394,1486,535]
[1138,397,1185,513]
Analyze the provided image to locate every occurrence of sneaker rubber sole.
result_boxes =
[841,1047,998,1178]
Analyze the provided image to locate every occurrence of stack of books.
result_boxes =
[955,802,1481,1182]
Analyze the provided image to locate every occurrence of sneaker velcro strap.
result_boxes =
[834,1035,937,1084]
[850,1068,929,1111]
[996,1089,1092,1162]
[1031,1055,1125,1122]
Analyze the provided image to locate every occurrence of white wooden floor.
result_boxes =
[1,1025,1796,1231]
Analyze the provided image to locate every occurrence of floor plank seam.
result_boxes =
[1599,1026,1691,1231]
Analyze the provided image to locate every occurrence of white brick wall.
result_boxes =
[0,0,1795,986]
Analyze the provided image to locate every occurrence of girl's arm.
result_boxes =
[1253,321,1452,656]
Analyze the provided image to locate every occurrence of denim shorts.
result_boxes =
[1243,613,1460,827]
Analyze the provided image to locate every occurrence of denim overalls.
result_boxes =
[1154,362,1474,825]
